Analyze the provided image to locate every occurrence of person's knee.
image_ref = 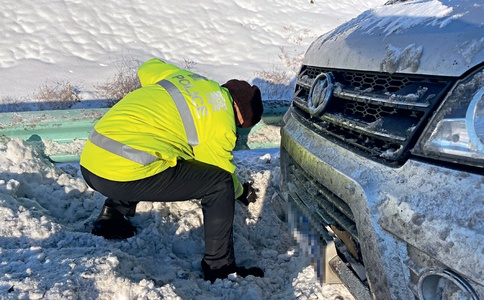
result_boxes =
[218,171,234,195]
[201,171,234,207]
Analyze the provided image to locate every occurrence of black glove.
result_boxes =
[237,181,258,206]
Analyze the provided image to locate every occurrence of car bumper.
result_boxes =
[280,107,484,299]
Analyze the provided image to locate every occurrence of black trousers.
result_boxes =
[80,160,235,269]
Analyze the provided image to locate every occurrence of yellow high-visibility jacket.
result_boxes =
[80,58,243,197]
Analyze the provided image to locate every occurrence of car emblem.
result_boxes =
[308,72,334,117]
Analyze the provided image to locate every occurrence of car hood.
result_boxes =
[304,0,484,77]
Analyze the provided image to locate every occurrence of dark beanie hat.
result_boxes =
[222,79,263,128]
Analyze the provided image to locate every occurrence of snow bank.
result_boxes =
[0,139,353,299]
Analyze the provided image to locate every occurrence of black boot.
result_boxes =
[91,205,136,239]
[201,259,264,283]
[234,265,265,278]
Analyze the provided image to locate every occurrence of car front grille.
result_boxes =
[292,66,455,165]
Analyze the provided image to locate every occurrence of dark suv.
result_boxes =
[280,0,484,299]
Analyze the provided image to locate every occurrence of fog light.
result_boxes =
[418,269,479,300]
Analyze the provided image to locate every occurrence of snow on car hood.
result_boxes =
[304,0,484,77]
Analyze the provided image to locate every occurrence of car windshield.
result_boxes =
[384,0,416,5]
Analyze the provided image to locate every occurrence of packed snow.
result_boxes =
[0,0,391,299]
[0,0,386,101]
[0,139,353,299]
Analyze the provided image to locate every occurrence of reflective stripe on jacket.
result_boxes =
[80,58,243,197]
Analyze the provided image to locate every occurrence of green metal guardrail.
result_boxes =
[0,100,289,162]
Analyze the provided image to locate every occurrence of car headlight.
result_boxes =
[413,67,484,168]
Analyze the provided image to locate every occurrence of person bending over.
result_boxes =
[80,58,264,283]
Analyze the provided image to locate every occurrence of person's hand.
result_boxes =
[237,181,259,206]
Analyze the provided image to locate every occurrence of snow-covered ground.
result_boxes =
[0,0,390,299]
[0,140,355,299]
[0,0,385,102]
